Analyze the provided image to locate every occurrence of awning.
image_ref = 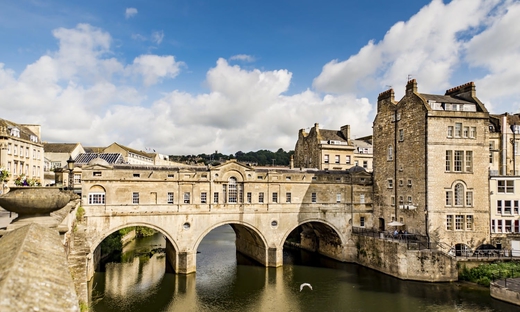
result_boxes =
[388,221,404,227]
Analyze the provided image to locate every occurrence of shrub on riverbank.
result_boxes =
[459,261,520,286]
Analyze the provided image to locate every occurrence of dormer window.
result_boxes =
[10,127,20,137]
[30,135,38,143]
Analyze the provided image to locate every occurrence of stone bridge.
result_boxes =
[79,159,374,278]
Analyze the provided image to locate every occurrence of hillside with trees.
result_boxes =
[170,148,294,166]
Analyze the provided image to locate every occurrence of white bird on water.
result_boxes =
[300,283,312,292]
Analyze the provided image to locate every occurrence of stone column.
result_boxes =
[267,247,283,267]
[166,240,196,274]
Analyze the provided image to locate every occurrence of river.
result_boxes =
[88,225,520,312]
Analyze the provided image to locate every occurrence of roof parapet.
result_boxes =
[378,89,394,102]
[445,82,475,97]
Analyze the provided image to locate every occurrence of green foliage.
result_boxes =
[170,148,295,166]
[76,206,85,222]
[100,231,123,256]
[459,261,520,287]
[79,300,89,312]
[136,226,156,237]
[118,227,135,235]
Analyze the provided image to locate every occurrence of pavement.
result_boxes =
[495,277,520,292]
[0,208,16,229]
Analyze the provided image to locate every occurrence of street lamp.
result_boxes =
[67,156,75,191]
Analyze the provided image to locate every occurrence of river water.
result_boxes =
[87,225,519,312]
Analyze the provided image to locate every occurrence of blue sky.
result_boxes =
[0,0,519,154]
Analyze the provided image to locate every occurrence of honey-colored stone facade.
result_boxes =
[373,80,490,250]
[294,123,373,171]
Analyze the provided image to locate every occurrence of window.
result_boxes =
[505,220,512,233]
[454,183,464,205]
[491,220,496,233]
[183,192,190,204]
[407,196,412,204]
[286,192,292,203]
[446,215,453,230]
[25,147,29,158]
[454,151,463,172]
[360,194,365,204]
[228,177,237,203]
[447,126,453,138]
[497,220,503,233]
[168,192,174,204]
[133,173,140,177]
[89,193,105,205]
[466,191,473,207]
[336,193,341,203]
[445,191,453,206]
[398,129,404,141]
[201,192,207,204]
[132,192,139,204]
[407,179,412,187]
[363,161,368,168]
[168,174,174,178]
[463,126,469,138]
[466,215,473,230]
[454,123,462,138]
[311,192,317,203]
[516,220,520,233]
[346,156,351,164]
[93,172,102,176]
[213,192,219,203]
[446,151,452,171]
[272,192,278,203]
[335,155,340,164]
[391,196,395,206]
[504,200,512,214]
[497,200,502,214]
[498,180,514,193]
[74,174,81,184]
[399,179,403,187]
[387,145,393,160]
[387,179,393,189]
[7,143,11,154]
[465,151,473,172]
[259,192,264,203]
[470,127,476,138]
[324,154,329,164]
[455,215,463,230]
[360,217,365,227]
[515,201,519,214]
[247,192,252,203]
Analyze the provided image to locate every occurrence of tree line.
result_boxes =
[170,148,294,166]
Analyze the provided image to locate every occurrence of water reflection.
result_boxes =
[90,225,520,312]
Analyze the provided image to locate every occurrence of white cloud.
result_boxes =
[151,31,164,45]
[125,8,138,19]
[313,0,501,98]
[130,55,183,86]
[229,54,256,62]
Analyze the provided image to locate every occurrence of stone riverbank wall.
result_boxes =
[354,235,458,282]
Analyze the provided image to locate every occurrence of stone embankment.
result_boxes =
[491,278,520,306]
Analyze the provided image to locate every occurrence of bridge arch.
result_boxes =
[90,222,178,256]
[281,219,347,262]
[193,220,269,267]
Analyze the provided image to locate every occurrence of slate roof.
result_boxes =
[0,118,39,142]
[109,142,155,158]
[74,153,125,164]
[318,129,348,142]
[83,147,106,153]
[420,94,473,105]
[43,143,79,153]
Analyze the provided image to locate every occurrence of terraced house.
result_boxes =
[373,80,490,255]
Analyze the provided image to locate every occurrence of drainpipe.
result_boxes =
[425,110,430,248]
[394,109,398,223]
[502,115,507,175]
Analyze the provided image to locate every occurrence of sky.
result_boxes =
[0,0,519,155]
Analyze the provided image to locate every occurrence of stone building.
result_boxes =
[294,123,373,171]
[0,118,44,189]
[43,142,85,186]
[373,80,490,253]
[488,113,520,253]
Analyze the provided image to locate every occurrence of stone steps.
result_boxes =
[67,222,90,305]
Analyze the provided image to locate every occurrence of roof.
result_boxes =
[420,94,474,105]
[43,143,79,153]
[108,142,155,158]
[74,153,125,164]
[318,129,348,142]
[0,118,39,142]
[83,146,105,153]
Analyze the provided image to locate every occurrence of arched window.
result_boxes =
[88,185,106,205]
[454,183,464,205]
